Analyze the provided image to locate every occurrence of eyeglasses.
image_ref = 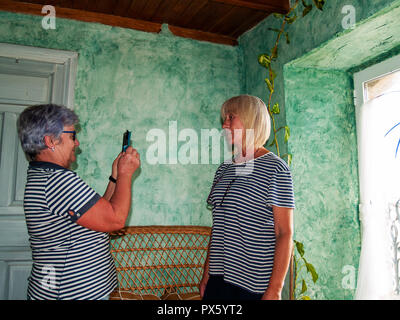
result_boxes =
[207,173,237,209]
[62,130,76,141]
[219,177,237,206]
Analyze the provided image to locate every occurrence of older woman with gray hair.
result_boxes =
[200,95,295,300]
[17,104,140,300]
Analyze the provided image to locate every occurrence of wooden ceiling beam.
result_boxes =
[0,1,243,46]
[211,0,288,13]
[0,0,162,33]
[168,25,238,46]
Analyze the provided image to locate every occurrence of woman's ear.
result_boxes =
[43,135,55,150]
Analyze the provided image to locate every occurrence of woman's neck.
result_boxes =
[233,147,269,163]
[35,151,69,169]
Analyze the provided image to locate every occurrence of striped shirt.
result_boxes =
[207,152,295,294]
[24,161,117,300]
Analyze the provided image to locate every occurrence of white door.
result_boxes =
[0,44,77,300]
[354,54,400,299]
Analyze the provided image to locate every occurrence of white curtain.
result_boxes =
[356,91,400,299]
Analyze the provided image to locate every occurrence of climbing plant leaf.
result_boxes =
[284,125,290,142]
[313,0,325,10]
[265,78,274,93]
[295,240,305,257]
[258,54,271,68]
[272,103,280,114]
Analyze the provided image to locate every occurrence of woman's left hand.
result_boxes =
[261,287,281,300]
[111,152,123,180]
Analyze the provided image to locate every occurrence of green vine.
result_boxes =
[292,240,319,300]
[258,0,326,300]
[258,0,325,164]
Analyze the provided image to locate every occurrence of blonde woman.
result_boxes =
[200,95,295,300]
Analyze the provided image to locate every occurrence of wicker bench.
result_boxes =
[108,225,211,300]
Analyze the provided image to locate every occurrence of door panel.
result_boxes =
[0,108,29,207]
[15,142,28,204]
[0,111,20,208]
[0,73,50,103]
[8,263,32,300]
[0,219,30,247]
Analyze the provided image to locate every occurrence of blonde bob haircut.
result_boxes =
[221,94,271,150]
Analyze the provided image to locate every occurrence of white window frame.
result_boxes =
[354,54,400,211]
[354,54,400,110]
[353,54,400,299]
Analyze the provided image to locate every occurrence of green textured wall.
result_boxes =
[239,0,400,156]
[0,12,243,227]
[239,0,400,299]
[284,67,360,299]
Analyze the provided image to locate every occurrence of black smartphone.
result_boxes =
[122,130,131,152]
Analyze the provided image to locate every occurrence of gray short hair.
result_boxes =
[17,104,79,160]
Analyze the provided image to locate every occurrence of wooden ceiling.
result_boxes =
[0,0,290,46]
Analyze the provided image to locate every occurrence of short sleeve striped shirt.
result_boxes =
[207,152,295,294]
[24,161,117,300]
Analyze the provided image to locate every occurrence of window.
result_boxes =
[354,54,400,299]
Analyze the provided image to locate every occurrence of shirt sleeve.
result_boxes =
[267,169,295,209]
[207,163,228,205]
[45,170,101,222]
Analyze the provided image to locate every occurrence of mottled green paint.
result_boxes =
[288,1,400,70]
[284,67,360,299]
[239,0,400,299]
[0,12,242,227]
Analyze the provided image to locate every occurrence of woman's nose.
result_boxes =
[75,138,80,147]
[222,118,230,129]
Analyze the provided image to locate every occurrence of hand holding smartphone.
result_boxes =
[119,130,140,176]
[122,130,131,152]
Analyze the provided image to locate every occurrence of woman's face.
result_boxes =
[222,112,245,147]
[57,124,80,169]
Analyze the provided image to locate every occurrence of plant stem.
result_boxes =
[266,0,299,158]
[293,255,298,299]
[267,19,286,158]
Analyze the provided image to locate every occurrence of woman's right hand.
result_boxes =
[117,146,140,177]
[199,274,209,298]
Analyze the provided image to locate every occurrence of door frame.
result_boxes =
[0,43,78,109]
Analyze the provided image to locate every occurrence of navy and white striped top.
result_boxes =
[207,152,295,294]
[24,161,117,300]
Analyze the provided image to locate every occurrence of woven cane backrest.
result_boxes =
[109,225,211,297]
